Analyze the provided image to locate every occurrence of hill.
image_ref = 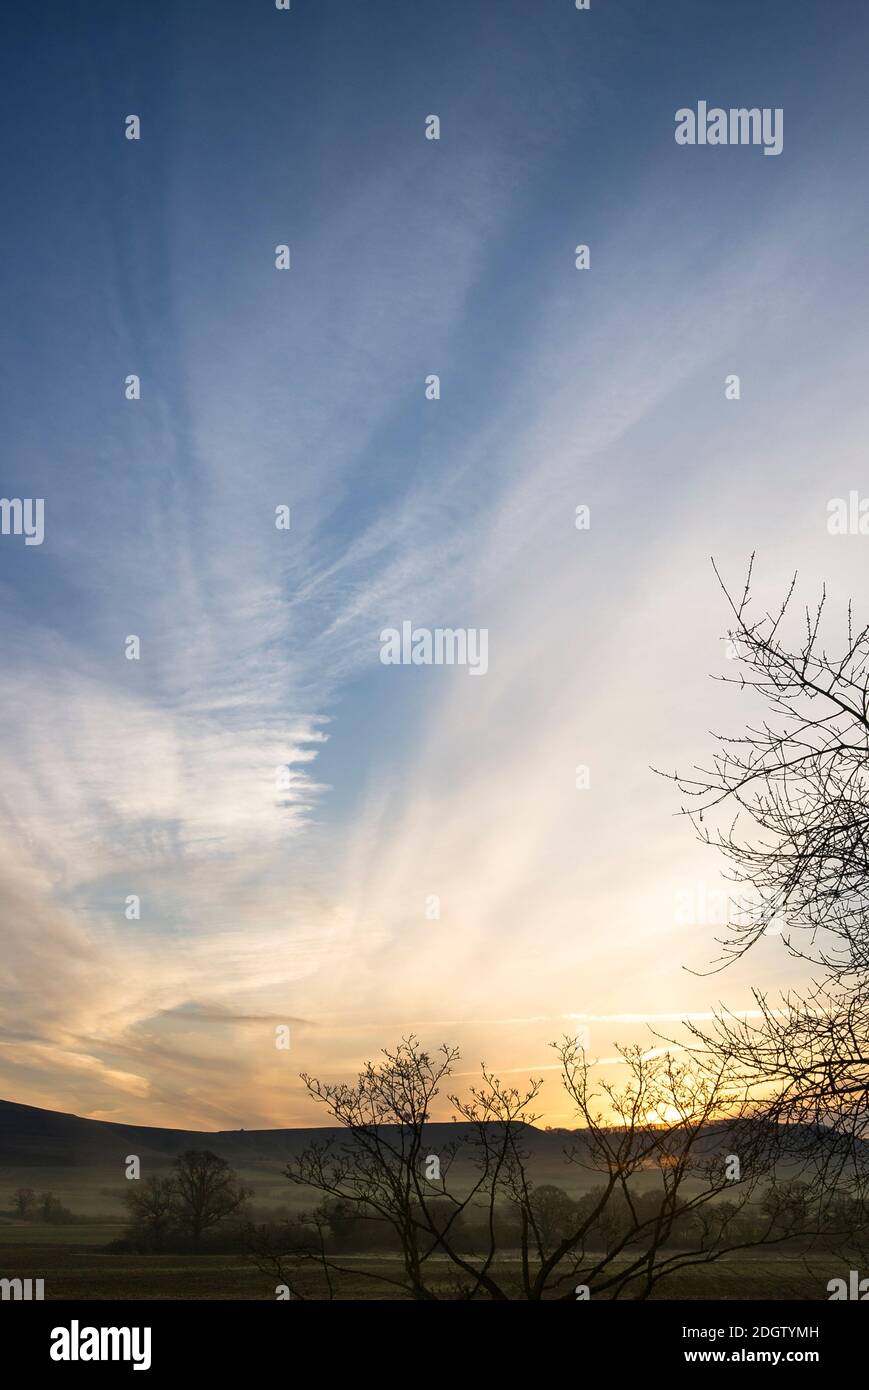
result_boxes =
[0,1098,579,1218]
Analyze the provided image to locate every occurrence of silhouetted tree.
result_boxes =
[252,1035,825,1300]
[123,1175,176,1252]
[661,555,869,975]
[11,1187,36,1220]
[37,1190,73,1223]
[171,1151,250,1250]
[660,558,869,1251]
[527,1185,578,1252]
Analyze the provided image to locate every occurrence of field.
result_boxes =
[0,1225,847,1300]
[0,1102,857,1301]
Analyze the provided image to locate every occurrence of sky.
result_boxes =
[1,0,869,1129]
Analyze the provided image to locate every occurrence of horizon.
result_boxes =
[1,1092,810,1140]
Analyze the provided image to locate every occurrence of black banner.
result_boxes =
[5,1299,864,1376]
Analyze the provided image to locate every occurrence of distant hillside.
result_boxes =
[0,1097,567,1170]
[0,1098,844,1192]
[0,1097,321,1167]
[0,1099,601,1220]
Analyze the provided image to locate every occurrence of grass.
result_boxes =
[0,1230,848,1300]
[0,1221,123,1246]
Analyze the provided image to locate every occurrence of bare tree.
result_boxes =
[659,557,869,1249]
[527,1185,578,1251]
[123,1175,176,1252]
[38,1190,72,1224]
[11,1187,36,1220]
[660,554,869,975]
[170,1151,250,1251]
[252,1034,827,1300]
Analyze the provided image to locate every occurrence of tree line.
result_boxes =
[9,1188,75,1224]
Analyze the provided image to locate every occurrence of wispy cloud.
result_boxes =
[2,4,869,1128]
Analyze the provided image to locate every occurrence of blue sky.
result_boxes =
[2,0,869,1127]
